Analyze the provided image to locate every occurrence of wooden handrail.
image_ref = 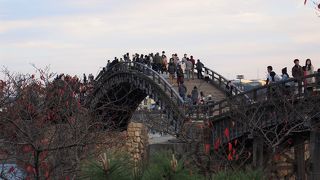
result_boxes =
[94,61,320,121]
[202,66,243,96]
[95,62,185,105]
[186,73,320,119]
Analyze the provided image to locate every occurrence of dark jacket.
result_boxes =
[168,63,176,74]
[196,62,204,70]
[178,84,187,95]
[191,89,199,102]
[292,65,304,80]
[176,68,184,77]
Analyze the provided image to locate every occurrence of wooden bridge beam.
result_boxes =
[253,136,263,168]
[294,136,306,180]
[310,130,320,180]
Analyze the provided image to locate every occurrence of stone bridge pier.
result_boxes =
[126,122,149,164]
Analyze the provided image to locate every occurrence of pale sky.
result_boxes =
[1,0,319,80]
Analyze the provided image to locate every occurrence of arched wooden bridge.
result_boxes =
[87,62,239,134]
[87,61,320,179]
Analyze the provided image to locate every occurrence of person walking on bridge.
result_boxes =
[161,54,168,74]
[190,56,195,79]
[196,59,204,79]
[176,64,184,86]
[168,58,176,85]
[191,86,199,105]
[292,59,304,96]
[185,59,193,80]
[178,82,187,101]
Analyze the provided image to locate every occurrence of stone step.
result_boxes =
[169,78,226,102]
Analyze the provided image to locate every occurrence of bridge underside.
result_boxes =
[93,82,147,130]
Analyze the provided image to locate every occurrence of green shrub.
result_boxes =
[141,151,204,180]
[80,151,133,180]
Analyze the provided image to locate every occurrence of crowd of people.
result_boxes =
[266,58,320,96]
[95,54,320,108]
[104,51,212,105]
[105,52,206,83]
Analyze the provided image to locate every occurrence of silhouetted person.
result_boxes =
[83,73,87,84]
[191,86,199,105]
[266,66,275,85]
[178,82,187,100]
[190,56,195,79]
[226,81,233,97]
[168,58,176,85]
[281,67,290,95]
[196,59,204,79]
[292,59,304,96]
[176,64,184,86]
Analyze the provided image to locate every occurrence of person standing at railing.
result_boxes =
[124,53,130,62]
[266,66,275,85]
[191,86,199,105]
[168,58,176,85]
[106,60,111,70]
[204,70,210,83]
[281,67,291,96]
[196,59,204,79]
[110,57,119,71]
[185,59,193,81]
[303,59,315,95]
[226,81,233,97]
[292,59,304,96]
[269,71,281,97]
[190,56,195,80]
[269,71,281,83]
[206,95,215,116]
[266,66,279,98]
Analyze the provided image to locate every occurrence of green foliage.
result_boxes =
[80,150,205,180]
[80,151,133,180]
[141,151,204,180]
[213,169,265,180]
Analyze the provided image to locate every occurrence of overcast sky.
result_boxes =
[1,0,319,80]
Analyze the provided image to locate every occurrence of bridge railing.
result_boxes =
[186,73,320,120]
[95,62,185,106]
[200,66,243,96]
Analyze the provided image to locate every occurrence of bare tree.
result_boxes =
[0,68,129,179]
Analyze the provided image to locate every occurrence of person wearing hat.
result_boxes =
[292,59,304,95]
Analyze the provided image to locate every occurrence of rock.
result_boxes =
[136,137,141,142]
